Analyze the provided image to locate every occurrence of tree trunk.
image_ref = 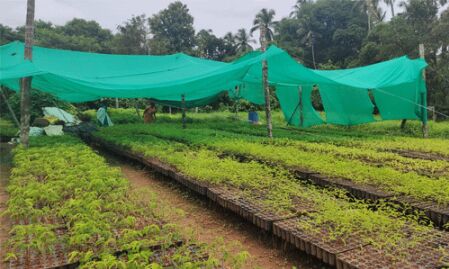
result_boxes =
[419,43,428,138]
[135,99,141,118]
[260,27,273,138]
[390,3,395,17]
[310,32,317,69]
[115,98,119,109]
[181,94,186,129]
[367,10,371,33]
[20,0,35,148]
[0,87,20,128]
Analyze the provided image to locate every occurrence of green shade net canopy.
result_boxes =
[233,49,428,126]
[0,41,427,126]
[0,41,283,107]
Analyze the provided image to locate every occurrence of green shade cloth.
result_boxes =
[276,85,324,127]
[318,84,375,125]
[233,51,427,126]
[0,41,283,104]
[312,56,428,125]
[0,41,427,127]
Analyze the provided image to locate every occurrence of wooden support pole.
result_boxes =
[262,60,273,138]
[260,27,273,138]
[234,85,240,117]
[135,99,141,118]
[400,119,407,129]
[419,43,428,138]
[181,94,186,129]
[299,86,304,127]
[0,87,20,128]
[19,0,35,147]
[430,106,437,121]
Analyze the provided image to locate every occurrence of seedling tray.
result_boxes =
[273,217,368,267]
[336,229,449,269]
[6,226,75,269]
[294,167,449,229]
[394,196,449,229]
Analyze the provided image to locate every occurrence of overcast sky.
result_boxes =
[0,0,298,38]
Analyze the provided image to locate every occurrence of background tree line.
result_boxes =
[1,0,448,119]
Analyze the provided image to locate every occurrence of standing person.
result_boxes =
[96,104,113,126]
[144,102,157,123]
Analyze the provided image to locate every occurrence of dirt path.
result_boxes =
[99,149,324,269]
[0,143,13,263]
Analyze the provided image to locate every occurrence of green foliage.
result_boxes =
[278,0,368,67]
[81,108,144,124]
[195,29,227,60]
[97,120,449,206]
[0,117,18,137]
[0,24,20,45]
[112,15,149,55]
[93,118,438,259]
[5,134,250,267]
[5,89,76,123]
[148,1,195,54]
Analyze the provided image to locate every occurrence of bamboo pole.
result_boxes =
[19,0,35,147]
[299,86,304,127]
[260,27,273,138]
[0,87,20,128]
[400,119,407,129]
[419,43,428,138]
[135,99,141,118]
[234,85,240,118]
[181,94,186,129]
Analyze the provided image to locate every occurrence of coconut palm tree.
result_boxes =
[223,32,235,46]
[296,14,317,68]
[234,29,255,53]
[20,0,35,147]
[250,8,276,138]
[353,0,384,33]
[289,0,310,18]
[250,8,277,49]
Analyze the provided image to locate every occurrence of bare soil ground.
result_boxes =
[98,148,326,269]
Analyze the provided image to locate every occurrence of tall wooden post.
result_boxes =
[234,85,240,117]
[134,99,141,118]
[260,27,273,138]
[299,86,304,127]
[181,94,186,129]
[19,0,35,147]
[400,119,407,129]
[1,87,20,128]
[419,43,428,138]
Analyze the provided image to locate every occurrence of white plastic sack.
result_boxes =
[42,107,80,126]
[29,127,44,137]
[43,125,64,136]
[96,108,113,126]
